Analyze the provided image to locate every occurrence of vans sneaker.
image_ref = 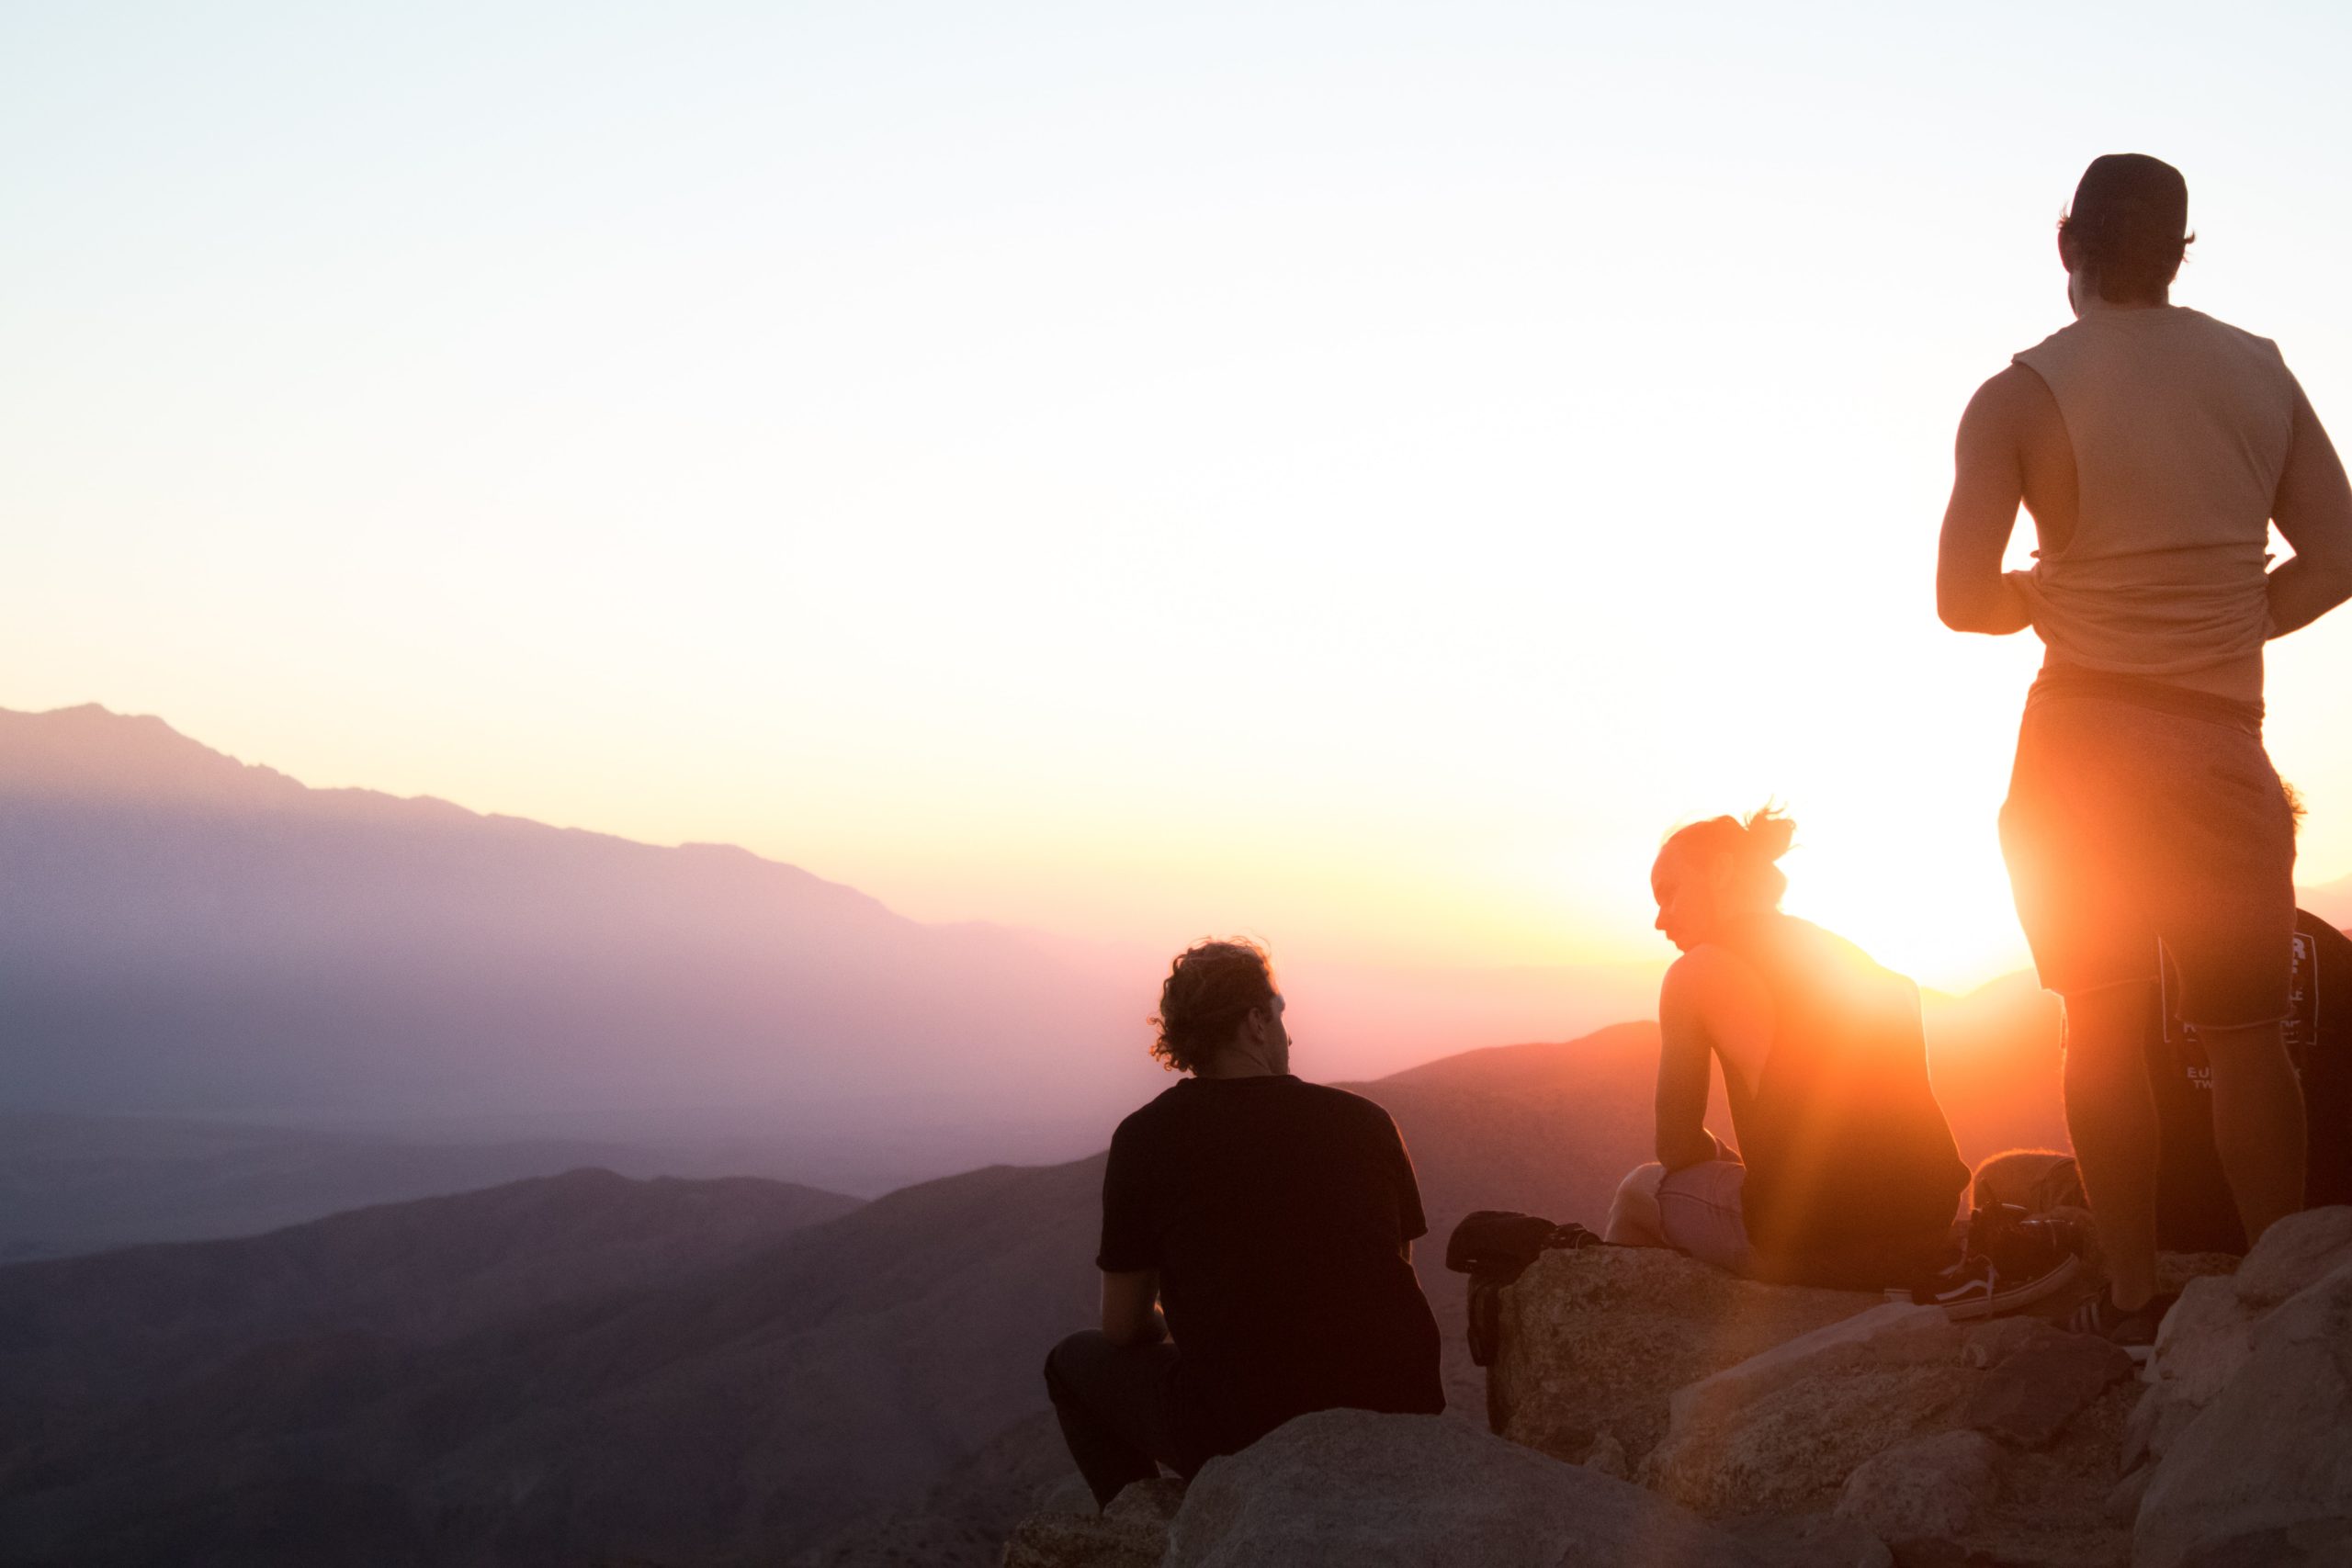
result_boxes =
[1895,1246,2083,1320]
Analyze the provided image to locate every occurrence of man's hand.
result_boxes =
[2267,377,2352,637]
[1100,1269,1166,1348]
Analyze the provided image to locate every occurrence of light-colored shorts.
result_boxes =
[2000,684,2294,1027]
[1657,1159,1756,1276]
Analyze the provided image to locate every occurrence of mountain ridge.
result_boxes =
[0,702,1170,1157]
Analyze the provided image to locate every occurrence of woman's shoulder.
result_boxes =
[1661,938,1771,1011]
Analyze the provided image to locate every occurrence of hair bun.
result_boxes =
[1741,806,1795,863]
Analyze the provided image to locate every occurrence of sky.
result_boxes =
[6,1,2352,997]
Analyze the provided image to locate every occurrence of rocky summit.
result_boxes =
[1001,1206,2352,1567]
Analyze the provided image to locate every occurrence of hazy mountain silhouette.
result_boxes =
[2301,869,2352,933]
[0,1111,686,1263]
[0,704,1168,1179]
[0,1010,2068,1568]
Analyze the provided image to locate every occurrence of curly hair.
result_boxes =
[1149,939,1276,1075]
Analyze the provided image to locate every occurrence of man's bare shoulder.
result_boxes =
[1965,362,2054,423]
[1957,362,2064,457]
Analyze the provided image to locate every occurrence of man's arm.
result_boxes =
[1385,1115,1427,1267]
[1937,367,2036,636]
[1101,1269,1166,1347]
[2267,377,2352,637]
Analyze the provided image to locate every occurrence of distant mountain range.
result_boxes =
[0,704,1172,1192]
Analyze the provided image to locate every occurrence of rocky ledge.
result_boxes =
[1002,1207,2352,1567]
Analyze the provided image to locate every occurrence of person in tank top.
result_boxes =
[1936,153,2352,1344]
[1604,809,1969,1290]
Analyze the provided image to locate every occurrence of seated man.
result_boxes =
[1044,939,1443,1508]
[1605,809,1970,1290]
[1976,903,2352,1256]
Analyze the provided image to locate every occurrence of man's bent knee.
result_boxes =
[1046,1329,1110,1404]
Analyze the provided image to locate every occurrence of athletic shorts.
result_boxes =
[1998,682,2295,1028]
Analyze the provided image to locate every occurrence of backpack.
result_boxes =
[1443,1210,1600,1370]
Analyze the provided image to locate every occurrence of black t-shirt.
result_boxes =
[1096,1074,1444,1457]
[2153,910,2352,1251]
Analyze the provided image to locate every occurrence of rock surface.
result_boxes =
[1160,1410,1779,1567]
[1483,1242,2169,1564]
[1002,1479,1186,1568]
[1835,1430,2004,1542]
[2134,1252,2352,1568]
[1731,1513,1894,1568]
[1488,1245,1881,1468]
[1958,1332,2133,1449]
[1961,1314,2076,1371]
[1640,1303,1973,1516]
[2127,1207,2352,1473]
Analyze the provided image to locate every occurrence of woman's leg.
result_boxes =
[1655,1159,1757,1275]
[1604,1162,1669,1246]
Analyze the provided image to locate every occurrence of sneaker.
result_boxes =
[2064,1288,2177,1361]
[1895,1245,2083,1320]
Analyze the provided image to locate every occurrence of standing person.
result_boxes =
[1937,153,2352,1344]
[1605,809,1970,1291]
[1043,939,1442,1509]
[1973,787,2352,1255]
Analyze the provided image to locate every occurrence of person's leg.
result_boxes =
[1655,1159,1756,1276]
[2061,984,2161,1311]
[1043,1331,1188,1508]
[1603,1162,1669,1247]
[2156,733,2301,1250]
[2199,1018,2307,1246]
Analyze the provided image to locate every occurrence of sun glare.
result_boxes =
[1782,837,2032,997]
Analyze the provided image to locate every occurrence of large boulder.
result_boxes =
[2132,1257,2352,1568]
[1487,1245,1881,1468]
[1958,1332,2135,1449]
[2124,1207,2352,1472]
[1835,1429,2005,1542]
[1160,1410,1781,1568]
[1637,1303,1973,1517]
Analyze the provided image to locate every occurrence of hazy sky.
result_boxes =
[6,2,2351,993]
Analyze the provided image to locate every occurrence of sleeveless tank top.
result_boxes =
[2010,307,2298,704]
[1711,913,1967,1288]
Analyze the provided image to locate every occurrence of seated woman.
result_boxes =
[1605,808,1969,1290]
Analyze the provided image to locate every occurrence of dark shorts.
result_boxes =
[1998,684,2295,1028]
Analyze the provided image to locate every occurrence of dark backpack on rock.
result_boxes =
[1444,1210,1600,1370]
